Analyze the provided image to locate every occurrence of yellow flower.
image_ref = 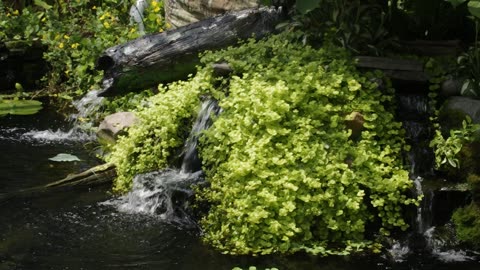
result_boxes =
[151,1,158,7]
[71,43,80,49]
[12,10,19,16]
[153,6,160,12]
[63,34,70,40]
[41,17,46,22]
[58,42,64,49]
[103,21,110,29]
[92,5,97,10]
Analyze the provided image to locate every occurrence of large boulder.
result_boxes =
[97,112,139,144]
[165,0,259,28]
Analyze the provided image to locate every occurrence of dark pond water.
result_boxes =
[1,106,480,270]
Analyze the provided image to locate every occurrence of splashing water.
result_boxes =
[21,128,93,143]
[12,90,104,144]
[388,241,410,262]
[71,90,105,122]
[105,99,219,222]
[102,170,203,226]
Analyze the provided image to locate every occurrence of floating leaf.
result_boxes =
[0,99,43,116]
[49,153,81,162]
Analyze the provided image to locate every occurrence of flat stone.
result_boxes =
[97,112,139,143]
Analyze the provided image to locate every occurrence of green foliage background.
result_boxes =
[0,0,165,96]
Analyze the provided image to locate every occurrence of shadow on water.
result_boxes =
[1,101,480,270]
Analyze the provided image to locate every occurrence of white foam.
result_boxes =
[21,128,94,143]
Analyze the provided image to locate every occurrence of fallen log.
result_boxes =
[0,163,116,204]
[96,7,285,97]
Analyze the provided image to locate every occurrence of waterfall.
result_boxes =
[70,89,105,123]
[8,90,103,144]
[105,99,219,223]
[102,169,203,226]
[181,99,220,173]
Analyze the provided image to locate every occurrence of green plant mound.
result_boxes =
[107,32,418,255]
[452,202,480,249]
[106,74,213,192]
[197,34,417,255]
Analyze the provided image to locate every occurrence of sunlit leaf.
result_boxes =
[468,0,480,19]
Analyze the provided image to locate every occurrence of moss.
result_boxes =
[468,173,480,204]
[443,142,480,181]
[452,203,480,249]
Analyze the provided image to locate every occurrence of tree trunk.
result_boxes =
[96,7,285,97]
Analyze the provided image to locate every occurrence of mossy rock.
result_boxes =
[439,96,480,136]
[452,203,480,250]
[468,173,480,204]
[438,142,480,182]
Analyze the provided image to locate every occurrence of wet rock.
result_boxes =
[439,96,480,130]
[440,78,462,97]
[345,111,364,140]
[97,112,139,144]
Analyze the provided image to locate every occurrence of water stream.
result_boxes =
[2,95,480,268]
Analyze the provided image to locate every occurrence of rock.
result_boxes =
[440,78,462,97]
[165,0,260,28]
[439,96,480,131]
[97,112,139,143]
[345,111,364,140]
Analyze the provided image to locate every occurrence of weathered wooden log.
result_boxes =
[355,56,429,82]
[96,7,285,96]
[0,163,116,204]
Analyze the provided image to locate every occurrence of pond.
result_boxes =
[1,104,480,270]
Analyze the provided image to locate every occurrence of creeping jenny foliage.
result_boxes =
[107,32,418,255]
[198,34,417,255]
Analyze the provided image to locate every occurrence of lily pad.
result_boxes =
[49,153,81,162]
[0,99,43,116]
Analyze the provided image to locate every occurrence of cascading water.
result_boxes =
[18,90,104,143]
[388,91,476,263]
[181,99,221,173]
[105,99,220,224]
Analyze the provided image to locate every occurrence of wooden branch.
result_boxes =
[96,7,285,96]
